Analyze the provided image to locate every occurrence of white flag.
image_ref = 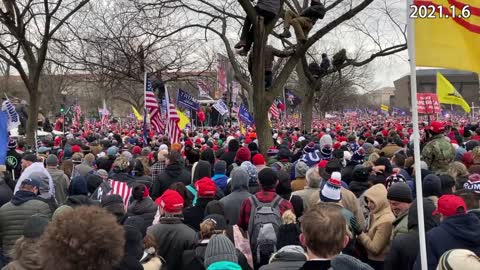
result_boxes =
[213,100,229,116]
[1,99,20,131]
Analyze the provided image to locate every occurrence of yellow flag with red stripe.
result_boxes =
[414,1,480,73]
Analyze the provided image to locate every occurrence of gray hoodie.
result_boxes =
[220,167,251,225]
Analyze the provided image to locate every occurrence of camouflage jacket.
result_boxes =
[421,135,455,173]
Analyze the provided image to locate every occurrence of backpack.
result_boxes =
[247,195,283,265]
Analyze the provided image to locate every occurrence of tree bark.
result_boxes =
[297,64,314,132]
[26,88,40,146]
[251,17,273,156]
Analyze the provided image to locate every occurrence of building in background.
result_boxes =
[392,69,479,111]
[367,87,395,107]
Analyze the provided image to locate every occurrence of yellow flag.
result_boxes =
[414,1,480,73]
[176,109,190,129]
[132,106,143,121]
[436,72,471,112]
[381,105,389,111]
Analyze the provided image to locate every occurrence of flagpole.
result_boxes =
[143,72,148,146]
[407,1,428,270]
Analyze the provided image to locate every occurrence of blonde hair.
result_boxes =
[368,153,380,163]
[473,146,480,161]
[199,219,223,239]
[282,210,296,224]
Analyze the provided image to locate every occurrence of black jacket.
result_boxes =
[220,150,237,168]
[64,195,99,207]
[413,212,480,270]
[348,181,370,198]
[6,149,22,180]
[259,249,306,270]
[151,164,191,200]
[183,198,211,231]
[300,3,326,20]
[384,198,438,270]
[127,197,157,226]
[0,176,13,207]
[147,216,197,270]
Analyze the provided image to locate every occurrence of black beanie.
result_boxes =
[387,182,413,203]
[422,174,442,197]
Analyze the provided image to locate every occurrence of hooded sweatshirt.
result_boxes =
[15,162,55,199]
[220,167,251,225]
[358,184,395,261]
[413,212,480,270]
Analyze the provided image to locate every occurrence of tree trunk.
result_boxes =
[251,17,273,156]
[296,63,314,132]
[26,88,40,147]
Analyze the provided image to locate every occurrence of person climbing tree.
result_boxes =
[279,0,326,43]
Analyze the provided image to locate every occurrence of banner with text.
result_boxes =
[417,93,441,114]
[213,100,229,116]
[177,89,199,111]
[238,104,254,125]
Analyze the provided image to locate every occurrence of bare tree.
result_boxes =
[0,0,90,144]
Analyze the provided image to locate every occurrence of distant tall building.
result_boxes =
[367,87,395,107]
[391,69,479,110]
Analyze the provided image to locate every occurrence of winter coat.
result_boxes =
[358,184,395,262]
[421,134,455,174]
[74,163,94,177]
[384,198,438,270]
[47,167,69,205]
[6,150,22,180]
[135,176,154,191]
[127,198,158,226]
[183,198,212,231]
[259,245,306,270]
[64,195,98,207]
[413,213,480,270]
[0,191,52,254]
[256,0,281,15]
[348,181,370,198]
[220,169,252,225]
[147,216,196,270]
[308,187,366,229]
[290,178,306,192]
[212,174,229,193]
[151,164,191,200]
[220,151,237,168]
[292,187,319,210]
[2,239,43,270]
[0,175,13,207]
[391,211,408,240]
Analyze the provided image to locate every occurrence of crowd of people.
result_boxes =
[1,116,480,270]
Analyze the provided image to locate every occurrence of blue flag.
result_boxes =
[177,89,199,111]
[0,111,8,166]
[238,104,254,125]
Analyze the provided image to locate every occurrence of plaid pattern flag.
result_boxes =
[145,74,165,134]
[165,87,181,144]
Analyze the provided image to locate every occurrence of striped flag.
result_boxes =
[107,180,132,210]
[269,100,280,119]
[145,73,165,134]
[165,86,181,144]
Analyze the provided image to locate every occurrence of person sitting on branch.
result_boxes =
[234,0,283,56]
[279,0,326,43]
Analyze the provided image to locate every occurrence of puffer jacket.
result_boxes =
[127,198,157,226]
[147,216,196,270]
[47,168,69,205]
[358,184,395,262]
[0,191,52,254]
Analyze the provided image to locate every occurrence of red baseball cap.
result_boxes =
[195,177,217,198]
[132,146,142,155]
[317,160,329,168]
[155,189,184,213]
[432,195,467,217]
[71,145,81,153]
[430,121,445,134]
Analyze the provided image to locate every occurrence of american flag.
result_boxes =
[269,100,280,119]
[73,104,82,128]
[108,180,132,210]
[166,93,181,144]
[145,75,165,133]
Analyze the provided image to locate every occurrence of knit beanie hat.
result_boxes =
[204,234,238,268]
[423,174,442,197]
[214,160,227,174]
[437,249,480,270]
[252,154,266,166]
[352,166,370,182]
[303,142,316,154]
[320,172,342,203]
[295,161,309,178]
[241,161,258,185]
[387,182,413,203]
[385,173,407,189]
[235,147,251,163]
[464,174,480,194]
[46,154,59,166]
[23,214,49,239]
